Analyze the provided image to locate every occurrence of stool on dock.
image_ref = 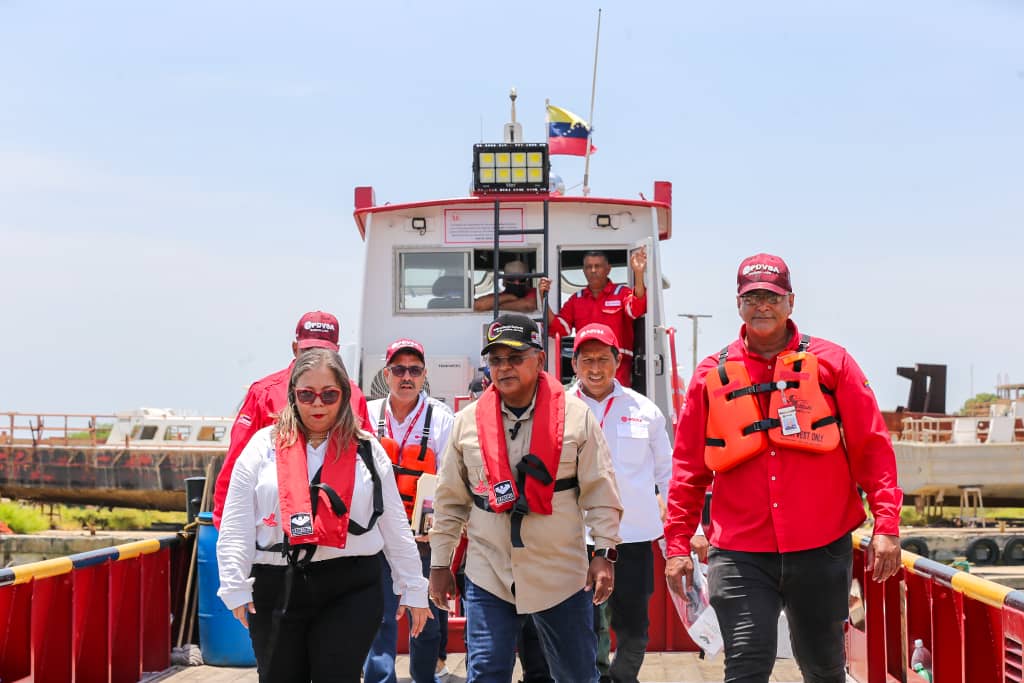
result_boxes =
[958,485,986,528]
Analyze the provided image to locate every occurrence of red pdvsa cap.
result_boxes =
[736,253,792,295]
[295,311,340,351]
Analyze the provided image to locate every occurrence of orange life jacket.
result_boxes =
[473,372,576,548]
[378,401,437,520]
[704,335,841,472]
[274,433,382,552]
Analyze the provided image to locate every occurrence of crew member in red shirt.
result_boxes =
[663,254,902,682]
[212,310,372,528]
[538,248,647,387]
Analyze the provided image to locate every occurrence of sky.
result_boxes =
[1,1,1022,418]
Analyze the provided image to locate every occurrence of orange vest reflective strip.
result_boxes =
[378,403,437,520]
[704,335,841,472]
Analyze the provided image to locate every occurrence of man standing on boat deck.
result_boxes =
[211,311,372,528]
[538,249,647,388]
[365,338,455,683]
[663,254,902,683]
[428,313,623,683]
[569,323,672,683]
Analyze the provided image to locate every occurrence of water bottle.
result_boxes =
[911,638,932,675]
[913,662,933,682]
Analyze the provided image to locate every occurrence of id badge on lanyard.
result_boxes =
[776,380,801,436]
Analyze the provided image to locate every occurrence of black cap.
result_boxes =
[481,313,544,355]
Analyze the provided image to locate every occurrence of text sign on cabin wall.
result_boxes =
[443,208,525,245]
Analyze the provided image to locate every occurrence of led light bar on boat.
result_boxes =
[473,143,549,193]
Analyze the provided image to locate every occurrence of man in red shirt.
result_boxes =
[538,249,647,387]
[211,311,372,528]
[663,254,902,682]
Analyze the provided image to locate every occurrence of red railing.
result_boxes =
[662,326,684,424]
[847,529,1023,683]
[0,535,187,682]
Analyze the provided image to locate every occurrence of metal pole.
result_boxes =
[582,8,601,197]
[678,313,712,375]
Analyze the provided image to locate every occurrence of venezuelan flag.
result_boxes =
[547,104,597,157]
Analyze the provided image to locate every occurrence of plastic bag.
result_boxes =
[660,540,723,657]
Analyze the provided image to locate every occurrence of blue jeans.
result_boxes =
[463,577,597,683]
[364,551,448,683]
[708,533,853,683]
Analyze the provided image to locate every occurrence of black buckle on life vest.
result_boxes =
[742,419,778,436]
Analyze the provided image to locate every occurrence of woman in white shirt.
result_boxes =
[218,347,430,682]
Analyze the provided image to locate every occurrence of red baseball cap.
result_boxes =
[573,323,620,353]
[737,253,792,295]
[295,311,340,351]
[385,338,425,365]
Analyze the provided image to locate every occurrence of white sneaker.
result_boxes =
[435,663,450,682]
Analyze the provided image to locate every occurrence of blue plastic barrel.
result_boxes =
[196,511,257,666]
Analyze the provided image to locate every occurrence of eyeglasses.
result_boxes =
[487,351,535,369]
[740,292,786,307]
[387,364,425,378]
[295,388,343,405]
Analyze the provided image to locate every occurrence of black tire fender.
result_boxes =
[966,537,1000,566]
[1001,536,1024,565]
[900,537,929,558]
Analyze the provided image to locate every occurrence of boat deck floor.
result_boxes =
[151,653,852,682]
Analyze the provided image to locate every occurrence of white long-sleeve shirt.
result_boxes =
[570,380,673,543]
[216,426,428,610]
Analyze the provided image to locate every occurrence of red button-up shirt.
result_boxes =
[549,280,647,386]
[663,321,902,557]
[211,362,372,528]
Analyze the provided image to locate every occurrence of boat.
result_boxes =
[1,97,1005,683]
[0,408,231,510]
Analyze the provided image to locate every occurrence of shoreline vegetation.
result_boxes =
[0,500,186,534]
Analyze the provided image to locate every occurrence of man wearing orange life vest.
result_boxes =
[428,313,623,683]
[663,254,902,683]
[364,338,455,683]
[212,310,373,529]
[538,249,647,388]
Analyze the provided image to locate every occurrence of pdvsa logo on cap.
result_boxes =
[304,320,337,332]
[742,263,781,276]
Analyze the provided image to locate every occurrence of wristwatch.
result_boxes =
[593,547,618,563]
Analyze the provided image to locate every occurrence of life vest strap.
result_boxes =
[416,404,433,462]
[348,440,384,536]
[705,437,726,448]
[726,382,780,400]
[742,419,778,436]
[515,453,555,486]
[812,415,839,430]
[471,476,579,513]
[393,464,426,478]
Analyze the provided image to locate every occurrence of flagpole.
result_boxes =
[582,8,602,197]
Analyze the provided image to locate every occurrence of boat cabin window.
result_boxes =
[131,425,158,440]
[197,425,227,442]
[163,425,192,441]
[468,248,536,296]
[398,251,471,312]
[557,249,630,305]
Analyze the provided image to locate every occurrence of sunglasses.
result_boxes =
[387,365,425,378]
[487,351,535,369]
[295,388,343,405]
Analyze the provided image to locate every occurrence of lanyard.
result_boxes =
[577,389,616,429]
[386,398,427,452]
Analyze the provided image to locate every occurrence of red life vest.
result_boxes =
[377,401,437,520]
[473,373,578,547]
[275,431,383,550]
[704,334,841,472]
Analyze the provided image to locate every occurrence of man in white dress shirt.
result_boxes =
[365,338,456,683]
[570,323,672,683]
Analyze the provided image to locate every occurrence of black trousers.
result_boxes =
[708,534,853,683]
[605,541,654,683]
[250,553,383,683]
